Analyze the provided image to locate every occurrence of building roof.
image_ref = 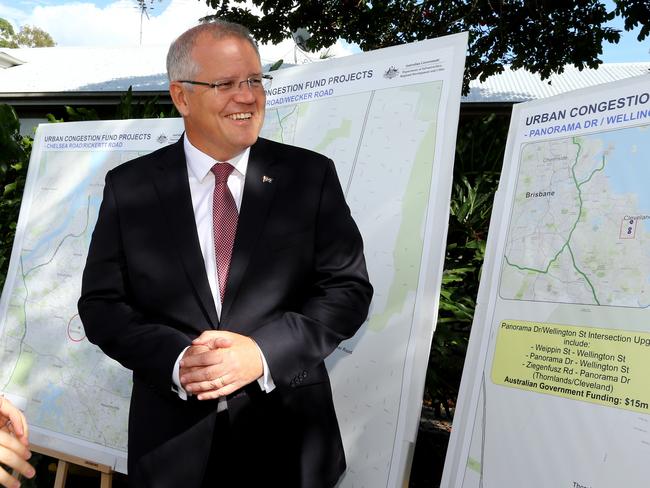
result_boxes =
[0,46,170,93]
[464,62,650,103]
[0,45,648,103]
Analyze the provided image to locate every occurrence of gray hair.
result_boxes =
[166,20,260,82]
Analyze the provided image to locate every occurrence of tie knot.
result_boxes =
[211,162,235,184]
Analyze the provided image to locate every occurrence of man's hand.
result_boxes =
[179,331,263,400]
[178,343,211,375]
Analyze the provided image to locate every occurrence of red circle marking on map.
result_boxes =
[67,314,86,342]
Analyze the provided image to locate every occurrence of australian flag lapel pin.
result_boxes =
[262,175,273,184]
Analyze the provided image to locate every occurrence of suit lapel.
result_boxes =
[220,139,280,323]
[151,138,220,328]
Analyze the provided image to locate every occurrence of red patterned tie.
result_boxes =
[211,163,238,302]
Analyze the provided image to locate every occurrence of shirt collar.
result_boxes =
[184,134,250,181]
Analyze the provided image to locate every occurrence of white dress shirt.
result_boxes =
[171,135,275,401]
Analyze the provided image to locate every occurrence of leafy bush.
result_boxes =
[47,87,178,123]
[426,113,509,417]
[0,104,31,286]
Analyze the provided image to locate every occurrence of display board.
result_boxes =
[0,32,467,486]
[442,74,650,488]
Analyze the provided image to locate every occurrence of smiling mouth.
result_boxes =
[227,112,252,120]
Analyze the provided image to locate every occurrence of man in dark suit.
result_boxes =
[78,20,372,488]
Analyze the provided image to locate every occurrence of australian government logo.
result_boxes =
[156,133,168,144]
[383,66,399,79]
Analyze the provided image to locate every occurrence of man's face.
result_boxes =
[171,34,265,161]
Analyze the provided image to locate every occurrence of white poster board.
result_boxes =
[442,74,650,488]
[0,33,467,486]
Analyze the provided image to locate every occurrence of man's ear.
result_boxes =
[169,81,190,117]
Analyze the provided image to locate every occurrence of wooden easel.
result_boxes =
[31,445,114,488]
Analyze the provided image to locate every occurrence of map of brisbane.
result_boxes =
[500,124,650,308]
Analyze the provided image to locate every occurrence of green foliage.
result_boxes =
[0,18,56,47]
[0,18,17,48]
[268,59,284,71]
[202,1,649,94]
[47,87,178,123]
[0,105,31,286]
[114,87,177,120]
[47,106,100,123]
[426,113,509,417]
[13,25,56,47]
[65,106,100,121]
[615,0,650,41]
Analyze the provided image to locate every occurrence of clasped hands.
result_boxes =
[179,331,263,400]
[0,396,35,488]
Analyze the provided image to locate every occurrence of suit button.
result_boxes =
[301,370,308,378]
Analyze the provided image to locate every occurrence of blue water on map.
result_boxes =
[36,383,66,431]
[22,154,107,266]
[598,125,650,231]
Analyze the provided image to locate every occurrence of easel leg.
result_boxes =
[100,472,113,488]
[31,444,115,488]
[53,460,69,488]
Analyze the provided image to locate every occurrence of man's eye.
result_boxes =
[216,81,235,91]
[248,78,263,87]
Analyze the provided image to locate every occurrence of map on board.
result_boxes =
[263,82,444,487]
[0,33,466,482]
[0,148,147,468]
[501,125,650,308]
[442,76,650,488]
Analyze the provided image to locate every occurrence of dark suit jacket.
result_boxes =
[78,136,373,488]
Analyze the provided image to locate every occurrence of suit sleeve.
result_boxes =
[250,159,373,388]
[78,172,191,389]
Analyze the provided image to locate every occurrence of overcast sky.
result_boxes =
[0,0,648,63]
